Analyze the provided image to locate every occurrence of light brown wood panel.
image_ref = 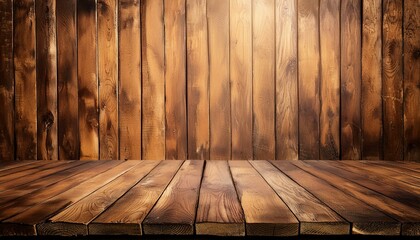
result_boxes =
[320,0,340,160]
[98,0,118,160]
[208,0,231,160]
[383,0,403,160]
[14,0,37,160]
[253,0,275,160]
[275,0,298,160]
[119,0,141,160]
[341,0,362,160]
[362,0,382,160]
[404,0,420,161]
[57,0,79,160]
[78,0,99,160]
[165,0,188,160]
[187,0,210,160]
[0,0,14,161]
[298,0,320,160]
[141,0,165,160]
[230,0,253,160]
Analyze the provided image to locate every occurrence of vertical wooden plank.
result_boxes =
[208,0,230,160]
[187,0,209,160]
[404,0,420,161]
[98,0,118,160]
[36,0,58,160]
[319,0,340,160]
[382,0,403,160]
[362,0,382,160]
[253,0,275,160]
[165,0,187,159]
[57,0,78,160]
[230,0,252,160]
[341,0,361,160]
[14,0,37,160]
[142,0,165,159]
[298,0,320,160]
[119,0,141,160]
[275,0,298,160]
[0,0,14,161]
[78,0,99,160]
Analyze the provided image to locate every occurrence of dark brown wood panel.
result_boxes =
[14,0,37,160]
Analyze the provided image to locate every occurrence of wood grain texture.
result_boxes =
[36,0,58,160]
[320,0,340,159]
[272,161,400,235]
[382,0,403,160]
[141,0,165,159]
[57,0,79,160]
[362,0,382,159]
[14,0,37,160]
[98,0,118,160]
[298,0,320,160]
[251,160,349,235]
[0,0,14,161]
[229,161,299,236]
[119,0,141,160]
[196,161,245,236]
[275,0,298,160]
[187,0,210,160]
[341,0,362,160]
[78,0,99,160]
[90,160,183,235]
[0,161,66,185]
[165,0,188,160]
[0,161,49,178]
[230,0,252,160]
[143,160,204,235]
[208,0,231,160]
[252,0,275,160]
[403,0,420,161]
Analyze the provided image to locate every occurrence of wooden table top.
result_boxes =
[0,160,419,237]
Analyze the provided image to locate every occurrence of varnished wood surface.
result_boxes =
[0,160,420,237]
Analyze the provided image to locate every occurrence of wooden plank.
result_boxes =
[362,0,382,159]
[143,160,204,235]
[363,160,420,178]
[0,161,138,236]
[395,161,420,171]
[14,0,37,160]
[0,0,14,161]
[0,161,120,221]
[90,160,183,235]
[36,0,58,160]
[319,0,340,159]
[252,0,275,159]
[341,0,362,160]
[0,161,49,178]
[78,0,99,160]
[230,0,252,160]
[98,0,118,160]
[57,0,79,160]
[229,161,298,236]
[141,0,165,159]
[250,161,349,235]
[383,0,403,160]
[373,160,420,173]
[119,0,141,160]
[208,0,231,160]
[275,0,298,160]
[0,161,37,173]
[403,0,420,161]
[295,161,420,236]
[0,161,58,183]
[40,161,160,236]
[187,0,210,160]
[196,161,245,236]
[297,0,320,160]
[272,161,400,235]
[165,0,187,160]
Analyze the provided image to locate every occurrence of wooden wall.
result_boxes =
[0,0,419,161]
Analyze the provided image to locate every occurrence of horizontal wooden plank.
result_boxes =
[0,161,69,184]
[0,161,50,178]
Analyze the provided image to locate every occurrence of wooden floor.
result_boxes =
[0,160,419,237]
